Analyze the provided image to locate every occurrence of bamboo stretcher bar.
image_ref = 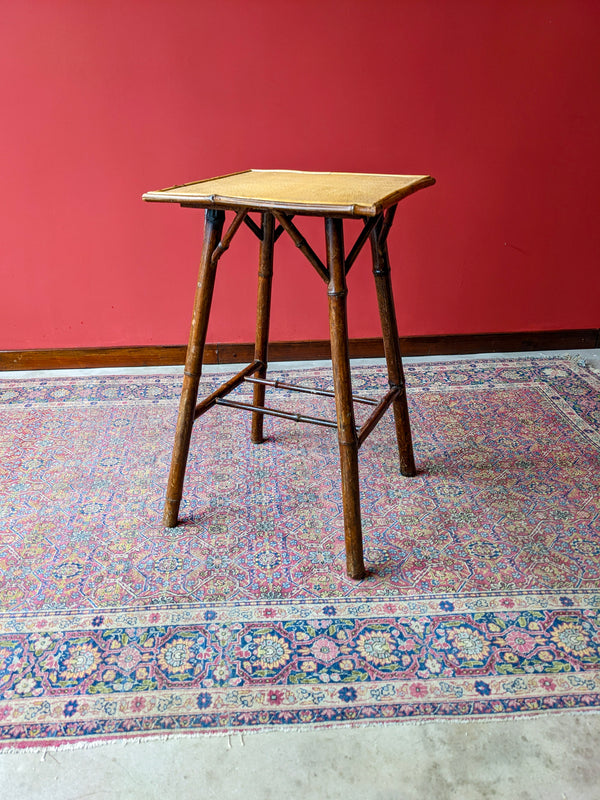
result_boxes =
[214,397,339,429]
[244,375,379,405]
[357,387,400,448]
[194,360,263,419]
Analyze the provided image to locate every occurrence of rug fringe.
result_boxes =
[2,706,600,756]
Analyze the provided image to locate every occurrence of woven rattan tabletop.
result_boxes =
[143,169,435,217]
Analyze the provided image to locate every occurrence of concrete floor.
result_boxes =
[1,349,599,799]
[2,713,600,800]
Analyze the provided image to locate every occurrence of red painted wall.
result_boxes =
[1,0,599,351]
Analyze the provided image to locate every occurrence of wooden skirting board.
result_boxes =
[1,330,598,371]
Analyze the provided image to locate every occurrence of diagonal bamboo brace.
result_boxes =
[194,360,263,419]
[273,211,329,282]
[357,387,400,448]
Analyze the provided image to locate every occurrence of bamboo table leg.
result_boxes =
[326,216,366,580]
[370,215,416,477]
[251,212,275,444]
[163,208,226,527]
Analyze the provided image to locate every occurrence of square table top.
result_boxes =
[143,169,435,217]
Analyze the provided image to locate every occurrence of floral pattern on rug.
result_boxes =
[0,357,598,746]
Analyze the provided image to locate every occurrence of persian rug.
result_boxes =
[0,356,599,749]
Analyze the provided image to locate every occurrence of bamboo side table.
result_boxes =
[143,170,435,579]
